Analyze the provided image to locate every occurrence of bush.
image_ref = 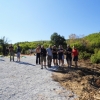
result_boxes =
[79,51,91,60]
[21,49,25,54]
[90,50,100,63]
[0,45,3,54]
[25,50,30,55]
[94,48,100,54]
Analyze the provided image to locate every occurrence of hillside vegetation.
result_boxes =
[0,32,100,63]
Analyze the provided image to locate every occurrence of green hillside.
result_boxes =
[0,32,100,63]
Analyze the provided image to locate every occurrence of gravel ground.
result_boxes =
[0,56,77,100]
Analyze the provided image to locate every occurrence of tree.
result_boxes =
[50,32,67,48]
[0,36,9,55]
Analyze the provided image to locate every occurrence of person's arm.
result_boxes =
[45,49,47,56]
[57,49,59,54]
[68,49,72,54]
[77,50,79,55]
[36,48,38,53]
[46,48,48,55]
[9,47,10,52]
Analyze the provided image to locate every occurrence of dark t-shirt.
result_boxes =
[40,48,47,57]
[58,48,63,56]
[9,46,13,52]
[66,47,72,57]
[52,49,57,55]
[17,46,21,52]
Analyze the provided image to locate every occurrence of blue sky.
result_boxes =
[0,0,100,44]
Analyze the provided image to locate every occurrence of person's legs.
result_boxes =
[13,52,14,61]
[44,57,46,68]
[74,56,78,68]
[66,57,69,67]
[67,59,70,67]
[50,56,52,67]
[19,53,20,61]
[56,59,58,66]
[75,61,77,67]
[40,56,43,69]
[69,57,72,67]
[62,55,64,65]
[53,59,55,65]
[10,52,11,61]
[58,55,60,66]
[47,55,51,67]
[55,55,58,66]
[53,55,55,66]
[17,52,20,61]
[38,53,40,64]
[17,53,18,61]
[36,53,38,64]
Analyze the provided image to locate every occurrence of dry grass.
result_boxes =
[52,60,100,100]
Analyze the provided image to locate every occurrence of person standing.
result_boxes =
[9,44,14,61]
[52,45,58,66]
[72,46,79,68]
[36,45,41,64]
[66,45,72,68]
[46,45,52,67]
[40,45,47,69]
[16,44,21,62]
[58,45,64,66]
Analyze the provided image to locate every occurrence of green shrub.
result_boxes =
[25,50,30,55]
[0,45,3,54]
[94,48,100,54]
[90,50,100,63]
[21,49,25,54]
[79,51,91,60]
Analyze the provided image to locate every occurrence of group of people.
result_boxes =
[36,44,79,69]
[8,44,21,62]
[7,43,79,69]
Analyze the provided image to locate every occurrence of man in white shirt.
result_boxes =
[46,45,52,67]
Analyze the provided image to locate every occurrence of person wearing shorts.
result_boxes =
[66,45,72,67]
[40,45,47,69]
[72,46,79,68]
[17,44,21,62]
[58,45,64,66]
[52,45,58,66]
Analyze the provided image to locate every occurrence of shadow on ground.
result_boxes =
[0,59,5,61]
[15,61,35,66]
[48,65,100,76]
